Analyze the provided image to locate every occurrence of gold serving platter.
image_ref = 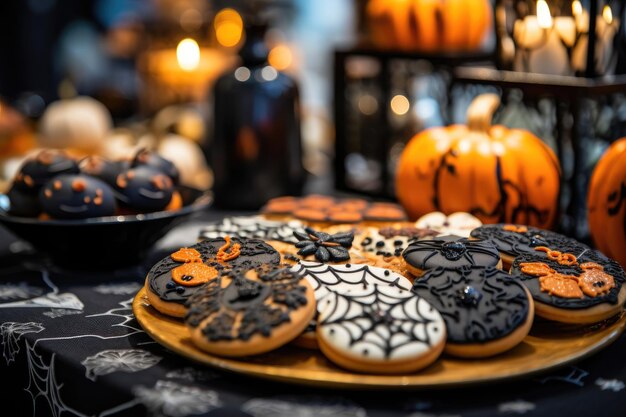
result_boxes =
[133,287,626,389]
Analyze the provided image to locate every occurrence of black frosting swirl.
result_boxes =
[147,238,280,305]
[402,235,500,270]
[412,266,530,344]
[470,224,587,258]
[185,267,309,341]
[510,247,625,309]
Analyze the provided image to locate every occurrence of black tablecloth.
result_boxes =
[1,211,625,417]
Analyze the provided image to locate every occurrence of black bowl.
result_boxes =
[0,187,212,270]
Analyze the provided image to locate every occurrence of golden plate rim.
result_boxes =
[133,287,626,389]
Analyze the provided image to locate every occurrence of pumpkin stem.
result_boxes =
[467,93,501,133]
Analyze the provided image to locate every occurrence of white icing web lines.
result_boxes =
[321,285,439,359]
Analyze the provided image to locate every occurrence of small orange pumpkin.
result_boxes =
[395,94,561,229]
[587,138,626,269]
[366,0,493,52]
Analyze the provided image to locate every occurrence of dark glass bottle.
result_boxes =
[210,23,304,209]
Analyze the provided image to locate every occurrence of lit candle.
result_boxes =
[177,38,201,71]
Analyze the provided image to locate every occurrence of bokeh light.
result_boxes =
[176,38,200,71]
[214,8,243,48]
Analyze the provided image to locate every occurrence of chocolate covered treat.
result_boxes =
[39,174,116,219]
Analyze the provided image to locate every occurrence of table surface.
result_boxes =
[1,210,625,417]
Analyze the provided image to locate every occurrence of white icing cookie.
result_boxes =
[355,226,439,258]
[291,261,412,312]
[316,283,446,373]
[199,216,305,243]
[415,212,482,238]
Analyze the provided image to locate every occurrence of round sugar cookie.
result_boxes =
[185,266,316,357]
[198,216,305,243]
[510,245,626,324]
[470,224,587,267]
[402,235,501,277]
[316,282,446,374]
[415,212,482,238]
[290,261,413,349]
[145,237,280,318]
[412,266,534,358]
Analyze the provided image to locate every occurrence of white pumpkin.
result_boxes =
[39,97,112,153]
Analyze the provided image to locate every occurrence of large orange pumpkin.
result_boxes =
[366,0,493,52]
[587,138,626,269]
[396,94,560,228]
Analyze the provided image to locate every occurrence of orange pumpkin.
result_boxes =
[587,138,626,269]
[396,94,560,229]
[366,0,493,52]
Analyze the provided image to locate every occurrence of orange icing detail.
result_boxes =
[171,247,202,263]
[36,150,57,165]
[534,246,578,265]
[71,179,87,192]
[519,262,554,276]
[93,197,103,206]
[44,189,52,199]
[171,262,218,286]
[127,171,136,179]
[53,180,62,190]
[503,224,528,233]
[578,262,616,297]
[216,236,241,262]
[23,175,34,187]
[84,196,91,204]
[151,174,172,190]
[539,275,584,299]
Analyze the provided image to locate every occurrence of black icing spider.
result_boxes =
[293,227,354,262]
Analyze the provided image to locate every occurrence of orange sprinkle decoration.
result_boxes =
[217,236,241,262]
[172,263,218,286]
[503,224,528,233]
[23,175,34,187]
[171,247,203,263]
[534,246,578,265]
[71,179,87,192]
[578,262,615,297]
[53,180,62,190]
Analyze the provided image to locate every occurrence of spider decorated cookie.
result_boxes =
[412,266,534,358]
[402,235,501,277]
[185,266,315,357]
[316,278,446,374]
[198,216,305,244]
[470,224,587,267]
[290,261,413,349]
[510,245,626,324]
[145,237,281,318]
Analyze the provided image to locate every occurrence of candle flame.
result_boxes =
[537,0,553,29]
[603,5,613,25]
[176,38,200,71]
[572,0,582,17]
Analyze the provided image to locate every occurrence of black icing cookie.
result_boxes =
[131,149,180,184]
[510,246,626,309]
[412,266,530,344]
[402,235,500,272]
[185,266,315,357]
[147,237,281,307]
[115,165,175,212]
[13,150,79,191]
[39,174,116,219]
[470,224,587,258]
[293,227,354,262]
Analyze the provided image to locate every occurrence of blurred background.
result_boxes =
[1,0,626,238]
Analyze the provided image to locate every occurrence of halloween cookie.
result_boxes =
[199,216,305,243]
[79,155,129,187]
[261,195,408,225]
[402,235,501,277]
[510,246,626,324]
[145,237,281,318]
[185,266,315,357]
[290,261,413,349]
[470,224,587,267]
[316,278,446,374]
[415,212,482,238]
[412,266,534,358]
[351,226,438,276]
[39,174,117,219]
